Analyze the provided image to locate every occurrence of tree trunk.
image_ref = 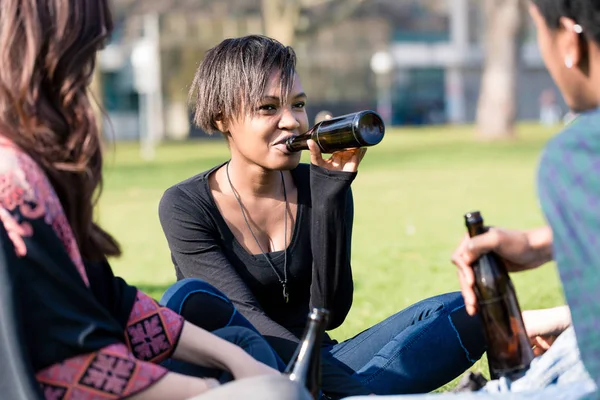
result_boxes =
[476,0,524,140]
[261,0,301,45]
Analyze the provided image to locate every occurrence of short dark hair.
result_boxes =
[532,0,600,43]
[189,35,297,134]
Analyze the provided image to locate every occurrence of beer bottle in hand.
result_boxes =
[284,110,385,153]
[464,211,534,380]
[285,308,330,399]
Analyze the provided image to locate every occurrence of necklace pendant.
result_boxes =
[282,283,289,303]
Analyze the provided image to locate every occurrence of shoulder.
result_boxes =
[291,163,310,185]
[0,138,54,220]
[0,137,34,181]
[294,163,311,175]
[537,110,600,212]
[0,138,85,278]
[541,110,600,163]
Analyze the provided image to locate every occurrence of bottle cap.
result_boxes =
[464,211,483,225]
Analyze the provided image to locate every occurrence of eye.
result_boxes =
[293,101,306,109]
[259,104,277,112]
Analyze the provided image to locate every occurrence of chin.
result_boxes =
[569,102,597,114]
[269,153,302,171]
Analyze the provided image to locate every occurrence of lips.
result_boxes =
[273,135,294,146]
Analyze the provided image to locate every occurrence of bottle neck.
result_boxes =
[286,130,313,152]
[467,221,486,238]
[285,319,321,377]
[295,318,323,360]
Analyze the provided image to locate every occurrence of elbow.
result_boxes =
[327,311,349,331]
[326,296,353,330]
[327,316,345,331]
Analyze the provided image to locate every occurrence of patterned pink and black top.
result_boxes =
[0,136,184,399]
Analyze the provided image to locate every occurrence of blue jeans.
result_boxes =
[160,325,280,382]
[160,279,486,395]
[343,327,598,400]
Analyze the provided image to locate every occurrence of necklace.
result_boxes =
[225,161,289,303]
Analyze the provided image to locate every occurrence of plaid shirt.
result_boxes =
[537,108,600,396]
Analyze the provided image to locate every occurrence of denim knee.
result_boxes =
[160,278,231,312]
[445,292,486,364]
[213,326,280,370]
[160,278,238,332]
[431,291,465,312]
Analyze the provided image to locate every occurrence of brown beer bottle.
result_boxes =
[285,110,385,153]
[285,308,329,399]
[464,211,534,379]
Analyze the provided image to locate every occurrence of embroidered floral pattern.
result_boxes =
[0,140,89,286]
[37,344,167,400]
[125,291,184,363]
[0,138,185,399]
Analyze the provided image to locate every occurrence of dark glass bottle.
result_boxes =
[464,211,534,380]
[285,110,385,153]
[285,308,329,399]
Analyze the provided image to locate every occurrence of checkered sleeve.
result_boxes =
[537,118,600,386]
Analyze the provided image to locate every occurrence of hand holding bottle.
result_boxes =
[451,226,554,316]
[461,212,534,379]
[307,139,366,173]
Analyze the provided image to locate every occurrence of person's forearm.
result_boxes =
[526,225,553,265]
[172,322,246,372]
[522,305,571,337]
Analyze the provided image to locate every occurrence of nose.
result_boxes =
[278,107,300,131]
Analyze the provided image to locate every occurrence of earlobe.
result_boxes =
[565,58,574,69]
[558,17,582,70]
[214,118,228,134]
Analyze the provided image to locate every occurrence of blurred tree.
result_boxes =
[261,0,367,45]
[476,0,527,140]
[90,57,105,136]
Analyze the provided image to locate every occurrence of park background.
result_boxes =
[98,0,567,388]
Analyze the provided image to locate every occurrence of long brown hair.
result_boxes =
[0,0,121,261]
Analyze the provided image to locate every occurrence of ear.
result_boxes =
[558,17,583,69]
[214,114,228,133]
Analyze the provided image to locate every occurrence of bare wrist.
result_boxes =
[220,346,250,375]
[526,226,553,266]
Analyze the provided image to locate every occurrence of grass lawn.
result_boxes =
[100,122,566,389]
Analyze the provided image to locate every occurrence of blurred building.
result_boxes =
[388,0,564,126]
[100,0,562,141]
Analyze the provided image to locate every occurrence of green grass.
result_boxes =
[100,123,566,389]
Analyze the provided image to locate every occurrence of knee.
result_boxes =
[160,278,231,310]
[217,326,263,344]
[215,327,279,368]
[407,292,464,323]
[447,297,486,361]
[442,292,481,333]
[161,279,236,332]
[435,291,467,313]
[424,292,486,362]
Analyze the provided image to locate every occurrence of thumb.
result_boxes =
[463,230,501,264]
